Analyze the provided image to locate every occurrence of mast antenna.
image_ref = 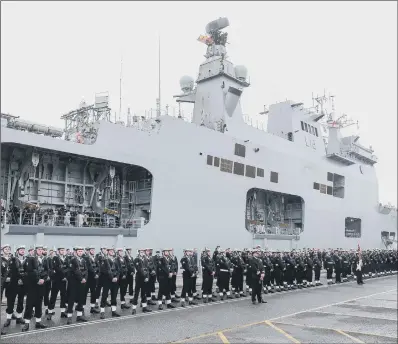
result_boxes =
[156,34,161,117]
[119,55,123,122]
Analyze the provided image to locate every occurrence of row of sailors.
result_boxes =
[1,245,397,334]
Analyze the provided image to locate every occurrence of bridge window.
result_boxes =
[327,186,333,195]
[214,157,220,167]
[220,159,233,173]
[245,165,256,178]
[234,143,246,158]
[313,182,319,190]
[327,172,334,182]
[301,121,304,131]
[257,168,264,177]
[233,162,244,176]
[270,171,279,183]
[207,155,213,165]
[345,217,361,238]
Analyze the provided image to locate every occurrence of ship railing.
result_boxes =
[5,211,123,229]
[248,225,301,236]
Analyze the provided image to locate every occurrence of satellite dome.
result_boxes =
[179,75,194,93]
[234,65,248,81]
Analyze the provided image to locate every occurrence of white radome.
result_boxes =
[179,75,194,93]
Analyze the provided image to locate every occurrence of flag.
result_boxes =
[197,35,213,45]
[357,243,361,252]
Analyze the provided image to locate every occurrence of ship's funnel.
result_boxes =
[205,17,229,34]
[225,86,242,118]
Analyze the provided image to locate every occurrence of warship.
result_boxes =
[1,17,397,256]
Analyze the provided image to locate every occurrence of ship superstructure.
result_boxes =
[1,17,396,254]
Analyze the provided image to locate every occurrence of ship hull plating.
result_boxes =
[1,116,397,254]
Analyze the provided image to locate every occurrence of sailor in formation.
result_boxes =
[1,245,397,334]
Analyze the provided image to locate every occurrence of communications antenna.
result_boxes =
[156,35,161,117]
[119,55,123,122]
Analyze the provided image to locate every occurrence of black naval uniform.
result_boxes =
[48,253,68,318]
[146,254,157,303]
[99,254,120,317]
[1,254,11,303]
[169,254,179,300]
[83,252,99,312]
[22,254,48,331]
[216,253,232,299]
[249,255,266,304]
[180,254,196,305]
[132,254,151,313]
[125,252,135,300]
[67,254,88,323]
[201,252,215,301]
[43,253,52,313]
[115,253,130,309]
[4,254,26,327]
[231,253,244,296]
[156,254,174,309]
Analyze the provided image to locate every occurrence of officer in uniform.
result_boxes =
[22,245,48,332]
[1,244,11,303]
[95,246,109,308]
[99,247,121,319]
[132,249,152,314]
[169,249,180,301]
[2,245,26,334]
[115,248,131,310]
[180,249,197,307]
[313,251,323,286]
[125,247,135,304]
[231,249,245,297]
[156,248,175,310]
[201,247,216,303]
[42,246,52,316]
[249,248,267,305]
[215,248,234,300]
[145,248,157,304]
[82,246,100,315]
[48,246,68,320]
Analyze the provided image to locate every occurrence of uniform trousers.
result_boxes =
[284,268,294,285]
[202,273,213,296]
[43,280,51,308]
[95,275,105,302]
[326,268,333,280]
[263,271,272,287]
[157,277,171,301]
[100,279,118,308]
[231,269,243,292]
[6,283,25,315]
[356,269,363,284]
[218,271,230,293]
[118,277,128,302]
[127,274,134,296]
[335,268,342,282]
[49,278,67,311]
[306,268,313,283]
[181,274,193,299]
[192,275,197,294]
[314,267,321,281]
[251,278,262,302]
[132,276,147,305]
[23,283,45,320]
[67,279,85,314]
[246,269,252,289]
[83,276,97,306]
[146,274,156,299]
[171,274,177,295]
[273,269,283,286]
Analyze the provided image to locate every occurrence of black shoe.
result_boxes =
[21,323,29,332]
[171,298,179,303]
[203,298,208,303]
[148,300,157,306]
[167,304,175,309]
[1,328,7,335]
[220,295,225,301]
[227,295,233,299]
[112,311,121,317]
[90,307,100,314]
[16,318,25,325]
[252,300,256,305]
[94,304,99,309]
[236,293,241,298]
[60,312,68,318]
[132,309,136,315]
[100,312,105,319]
[260,299,267,303]
[67,318,72,325]
[189,301,198,306]
[194,295,201,300]
[121,303,131,310]
[35,322,47,329]
[142,307,152,313]
[77,316,87,322]
[3,320,11,328]
[158,304,163,310]
[174,294,181,299]
[47,313,53,321]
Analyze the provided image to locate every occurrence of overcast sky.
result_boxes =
[1,1,397,204]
